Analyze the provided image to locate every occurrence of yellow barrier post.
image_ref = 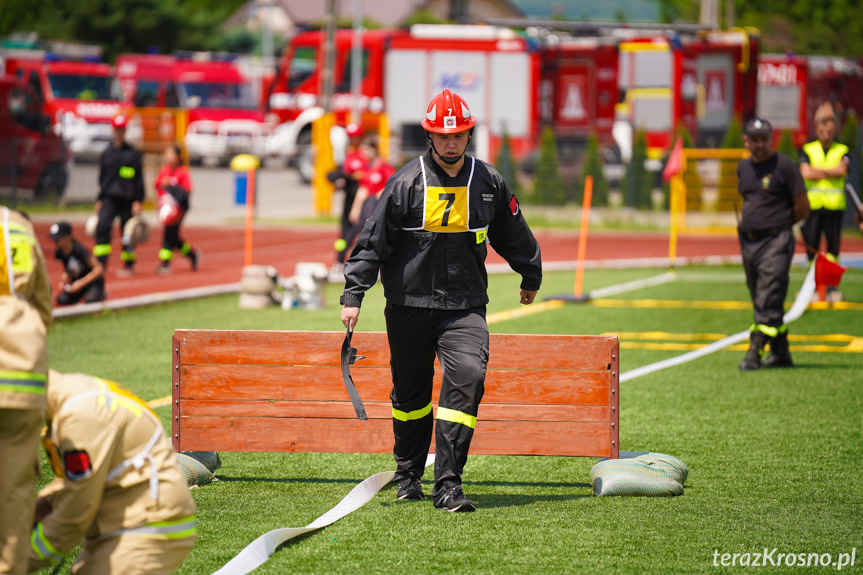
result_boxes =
[312,112,337,216]
[378,113,390,161]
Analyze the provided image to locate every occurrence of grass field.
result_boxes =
[38,263,863,574]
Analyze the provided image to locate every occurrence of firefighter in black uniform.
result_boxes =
[736,118,810,370]
[340,89,542,512]
[93,114,145,276]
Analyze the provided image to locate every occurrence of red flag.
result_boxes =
[662,137,684,183]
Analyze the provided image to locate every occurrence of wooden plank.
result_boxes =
[179,399,611,423]
[175,330,391,367]
[175,330,618,372]
[179,365,611,406]
[472,420,613,457]
[177,416,612,458]
[487,333,617,371]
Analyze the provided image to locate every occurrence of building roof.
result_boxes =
[223,0,525,37]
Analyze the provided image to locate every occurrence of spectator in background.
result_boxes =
[799,102,850,302]
[49,221,105,305]
[347,136,395,228]
[153,144,199,275]
[93,114,145,277]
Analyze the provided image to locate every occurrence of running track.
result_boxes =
[31,221,863,306]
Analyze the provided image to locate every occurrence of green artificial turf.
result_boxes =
[36,265,863,574]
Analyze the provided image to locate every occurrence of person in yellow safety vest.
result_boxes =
[0,207,52,575]
[799,102,850,301]
[29,371,196,574]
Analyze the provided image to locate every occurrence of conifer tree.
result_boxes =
[532,126,566,205]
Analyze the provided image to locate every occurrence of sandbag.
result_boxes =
[590,451,688,497]
[177,451,222,487]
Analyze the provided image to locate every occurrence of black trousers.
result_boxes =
[739,228,795,328]
[56,281,105,305]
[95,196,134,265]
[384,304,489,498]
[162,213,187,251]
[336,184,357,264]
[340,196,378,263]
[801,208,844,260]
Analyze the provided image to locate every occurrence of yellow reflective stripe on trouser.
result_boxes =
[121,250,136,263]
[159,248,173,262]
[93,244,112,257]
[751,324,779,338]
[392,401,433,422]
[436,406,476,429]
[31,523,63,564]
[0,370,47,394]
[107,516,197,539]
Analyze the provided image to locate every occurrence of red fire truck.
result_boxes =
[266,25,540,181]
[3,45,122,160]
[0,75,69,198]
[757,54,863,147]
[267,24,760,180]
[608,28,759,162]
[116,52,271,166]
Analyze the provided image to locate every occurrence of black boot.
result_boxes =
[763,330,793,368]
[739,331,768,371]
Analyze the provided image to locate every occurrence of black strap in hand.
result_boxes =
[340,328,368,420]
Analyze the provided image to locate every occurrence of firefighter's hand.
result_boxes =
[520,289,538,305]
[33,497,52,525]
[341,306,360,332]
[132,201,142,215]
[94,200,102,213]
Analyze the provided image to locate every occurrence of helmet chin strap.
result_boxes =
[427,131,472,165]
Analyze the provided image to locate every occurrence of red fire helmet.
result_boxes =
[420,89,477,134]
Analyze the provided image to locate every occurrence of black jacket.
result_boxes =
[342,151,542,310]
[98,142,145,202]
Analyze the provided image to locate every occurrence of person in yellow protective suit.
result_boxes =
[799,102,850,302]
[29,371,196,575]
[0,207,52,575]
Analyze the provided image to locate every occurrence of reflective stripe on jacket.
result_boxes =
[803,141,848,211]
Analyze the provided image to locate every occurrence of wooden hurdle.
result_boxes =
[171,330,619,459]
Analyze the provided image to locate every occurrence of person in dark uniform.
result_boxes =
[340,89,542,512]
[93,114,145,277]
[799,102,850,302]
[737,117,810,370]
[49,221,105,305]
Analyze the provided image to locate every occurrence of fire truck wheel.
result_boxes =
[296,129,313,184]
[297,147,314,184]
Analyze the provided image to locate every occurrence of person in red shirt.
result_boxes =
[329,124,368,270]
[153,144,200,275]
[348,136,395,227]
